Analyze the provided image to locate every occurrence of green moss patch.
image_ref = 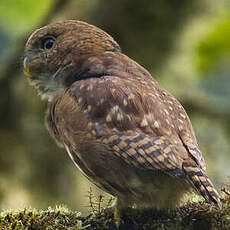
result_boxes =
[0,192,229,230]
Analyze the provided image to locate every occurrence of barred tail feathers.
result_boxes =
[183,162,221,209]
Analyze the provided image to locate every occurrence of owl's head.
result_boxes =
[23,20,121,101]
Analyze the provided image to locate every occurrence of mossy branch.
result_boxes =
[0,188,230,230]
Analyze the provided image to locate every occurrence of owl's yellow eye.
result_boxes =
[42,37,55,50]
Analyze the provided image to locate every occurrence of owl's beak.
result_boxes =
[23,57,30,74]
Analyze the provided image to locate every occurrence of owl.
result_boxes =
[23,20,221,224]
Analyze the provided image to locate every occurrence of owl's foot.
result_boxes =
[103,198,121,227]
[105,198,138,229]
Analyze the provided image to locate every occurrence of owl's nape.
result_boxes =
[24,20,221,226]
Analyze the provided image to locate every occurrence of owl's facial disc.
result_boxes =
[24,33,70,101]
[24,53,71,101]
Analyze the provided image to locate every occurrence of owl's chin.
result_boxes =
[28,73,64,102]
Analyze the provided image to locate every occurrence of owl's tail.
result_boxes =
[183,162,222,209]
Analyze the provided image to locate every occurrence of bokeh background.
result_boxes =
[0,0,230,214]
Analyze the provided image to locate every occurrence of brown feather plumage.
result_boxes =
[24,20,221,220]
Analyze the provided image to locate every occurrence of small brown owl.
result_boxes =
[23,20,221,223]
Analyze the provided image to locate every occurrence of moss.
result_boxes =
[0,192,229,230]
[0,206,86,230]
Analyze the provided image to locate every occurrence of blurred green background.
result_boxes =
[0,0,230,214]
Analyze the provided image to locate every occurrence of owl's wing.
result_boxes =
[101,133,185,177]
[100,132,221,208]
[63,52,206,172]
